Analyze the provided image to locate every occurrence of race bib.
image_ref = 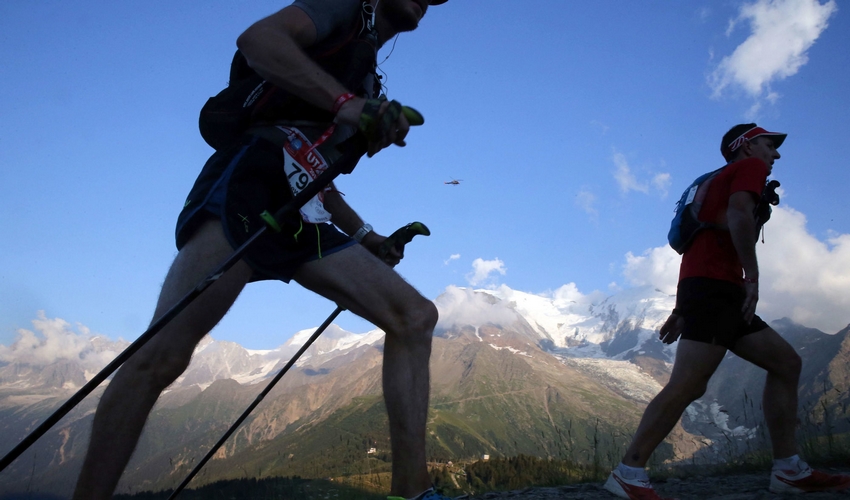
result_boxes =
[277,126,332,224]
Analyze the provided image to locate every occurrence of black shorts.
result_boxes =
[677,277,770,349]
[175,130,356,283]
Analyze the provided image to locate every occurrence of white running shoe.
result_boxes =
[770,462,850,493]
[603,469,675,500]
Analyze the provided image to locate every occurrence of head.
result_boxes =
[376,0,446,37]
[721,123,786,173]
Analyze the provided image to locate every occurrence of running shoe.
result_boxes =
[770,463,850,493]
[604,469,675,500]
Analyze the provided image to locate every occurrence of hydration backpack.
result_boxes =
[667,167,725,254]
[198,53,273,151]
[668,168,781,254]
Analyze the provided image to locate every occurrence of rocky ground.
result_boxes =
[466,468,850,499]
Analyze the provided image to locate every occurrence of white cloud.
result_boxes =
[652,173,672,198]
[434,283,611,334]
[466,258,506,287]
[757,206,850,332]
[623,246,681,295]
[444,254,460,265]
[621,205,850,333]
[613,152,671,198]
[0,311,126,371]
[709,0,837,104]
[613,153,649,194]
[434,285,519,329]
[590,120,610,135]
[575,188,598,221]
[550,282,607,312]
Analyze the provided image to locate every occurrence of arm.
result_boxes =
[237,7,352,115]
[727,190,760,322]
[236,6,408,155]
[323,189,402,265]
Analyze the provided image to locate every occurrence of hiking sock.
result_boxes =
[617,462,649,480]
[773,454,803,471]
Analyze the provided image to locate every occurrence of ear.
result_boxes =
[738,140,754,158]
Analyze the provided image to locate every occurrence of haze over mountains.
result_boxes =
[1,284,848,498]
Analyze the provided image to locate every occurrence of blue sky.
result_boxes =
[2,0,849,350]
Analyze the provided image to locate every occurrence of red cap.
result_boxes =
[721,125,787,161]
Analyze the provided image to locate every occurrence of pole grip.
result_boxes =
[378,222,431,260]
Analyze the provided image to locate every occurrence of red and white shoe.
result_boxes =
[603,469,675,500]
[770,464,850,493]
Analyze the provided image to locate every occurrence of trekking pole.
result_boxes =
[167,221,430,499]
[0,134,368,474]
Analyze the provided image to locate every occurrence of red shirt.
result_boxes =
[679,157,768,284]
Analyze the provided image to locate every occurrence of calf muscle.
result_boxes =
[73,220,252,499]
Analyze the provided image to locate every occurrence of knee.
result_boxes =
[123,346,193,392]
[788,350,802,374]
[406,298,438,338]
[665,378,710,405]
[774,350,802,380]
[388,298,438,344]
[682,383,708,403]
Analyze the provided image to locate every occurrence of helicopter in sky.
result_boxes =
[444,178,463,185]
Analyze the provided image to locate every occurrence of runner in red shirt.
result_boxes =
[604,124,850,499]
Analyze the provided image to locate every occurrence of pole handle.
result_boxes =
[378,221,430,260]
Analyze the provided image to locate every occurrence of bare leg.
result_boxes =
[622,340,727,467]
[294,245,437,497]
[73,220,253,500]
[731,327,801,459]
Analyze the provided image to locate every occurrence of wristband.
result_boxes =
[352,223,373,243]
[332,92,357,114]
[743,277,758,284]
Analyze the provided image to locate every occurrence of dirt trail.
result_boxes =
[466,468,850,499]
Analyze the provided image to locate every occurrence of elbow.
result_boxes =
[236,28,259,58]
[725,207,749,227]
[236,21,279,61]
[726,215,748,235]
[322,191,342,214]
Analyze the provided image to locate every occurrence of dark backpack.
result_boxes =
[667,167,725,254]
[198,2,379,151]
[198,53,273,151]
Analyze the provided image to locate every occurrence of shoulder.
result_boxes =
[721,157,768,185]
[722,158,767,198]
[292,0,362,40]
[725,157,768,178]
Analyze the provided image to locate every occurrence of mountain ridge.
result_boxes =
[0,285,847,497]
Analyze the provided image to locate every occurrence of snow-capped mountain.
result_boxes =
[173,323,387,390]
[0,283,670,395]
[442,284,676,356]
[1,285,846,497]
